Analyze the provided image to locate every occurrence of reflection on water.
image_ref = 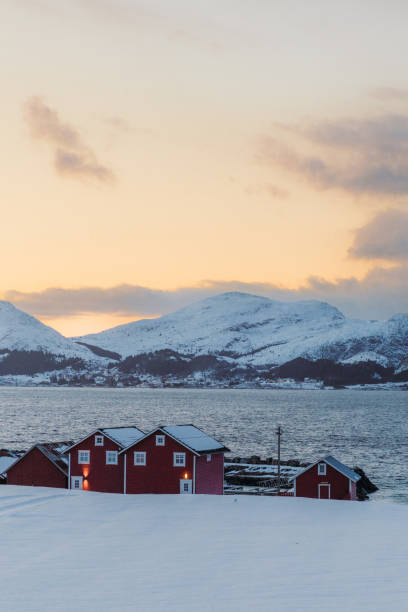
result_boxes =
[0,387,407,503]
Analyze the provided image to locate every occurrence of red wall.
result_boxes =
[7,447,67,489]
[69,433,123,493]
[295,463,352,500]
[124,432,195,494]
[195,453,224,495]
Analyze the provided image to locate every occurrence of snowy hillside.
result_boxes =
[1,486,407,611]
[0,301,97,360]
[76,292,408,368]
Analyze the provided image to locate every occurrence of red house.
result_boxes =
[121,425,229,495]
[66,426,144,493]
[292,455,360,500]
[5,441,73,489]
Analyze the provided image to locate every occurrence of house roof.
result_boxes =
[120,424,229,455]
[100,427,145,448]
[161,425,229,454]
[1,441,74,477]
[65,426,145,452]
[291,455,360,483]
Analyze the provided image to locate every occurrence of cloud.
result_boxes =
[24,96,114,182]
[369,87,408,101]
[245,183,288,199]
[5,270,408,324]
[259,114,408,197]
[349,209,408,261]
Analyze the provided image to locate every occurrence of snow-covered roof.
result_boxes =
[101,427,145,448]
[292,455,360,483]
[0,456,18,475]
[161,425,229,454]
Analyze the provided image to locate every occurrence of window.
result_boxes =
[173,452,186,467]
[106,451,118,465]
[318,463,326,475]
[183,482,189,492]
[134,451,146,466]
[95,435,104,446]
[78,450,90,464]
[207,454,212,462]
[156,435,165,446]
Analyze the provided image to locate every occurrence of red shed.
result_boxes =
[67,426,144,493]
[292,455,360,501]
[5,441,73,489]
[121,424,229,495]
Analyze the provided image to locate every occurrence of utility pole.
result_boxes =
[276,425,282,496]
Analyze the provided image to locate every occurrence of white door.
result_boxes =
[180,479,192,494]
[71,476,83,490]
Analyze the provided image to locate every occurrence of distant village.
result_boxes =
[0,424,377,501]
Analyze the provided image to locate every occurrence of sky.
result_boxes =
[2,0,408,335]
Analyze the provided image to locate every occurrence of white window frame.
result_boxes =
[207,454,212,462]
[156,435,165,446]
[78,450,90,464]
[318,463,326,475]
[134,451,146,466]
[95,435,104,446]
[106,450,118,465]
[173,452,186,467]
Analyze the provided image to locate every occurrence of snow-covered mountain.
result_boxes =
[75,292,408,369]
[0,301,96,360]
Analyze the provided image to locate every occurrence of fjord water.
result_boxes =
[0,387,406,504]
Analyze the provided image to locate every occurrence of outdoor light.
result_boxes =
[184,472,188,479]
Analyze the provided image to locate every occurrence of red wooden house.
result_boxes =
[292,455,359,500]
[5,441,73,489]
[121,425,229,495]
[66,426,144,493]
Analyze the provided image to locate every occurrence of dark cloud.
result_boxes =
[24,97,114,183]
[349,209,408,261]
[260,114,408,196]
[5,271,408,324]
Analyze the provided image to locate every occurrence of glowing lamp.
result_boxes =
[184,473,188,479]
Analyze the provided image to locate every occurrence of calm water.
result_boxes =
[0,387,407,504]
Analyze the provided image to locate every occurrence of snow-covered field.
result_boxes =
[0,487,407,611]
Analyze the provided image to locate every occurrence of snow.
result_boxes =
[0,300,101,361]
[162,425,225,452]
[0,456,17,474]
[75,291,408,368]
[0,486,408,611]
[101,427,145,447]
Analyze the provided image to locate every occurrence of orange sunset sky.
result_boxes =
[3,0,408,335]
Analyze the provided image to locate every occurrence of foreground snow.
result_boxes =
[0,487,407,611]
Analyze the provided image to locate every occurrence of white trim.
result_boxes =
[318,483,331,499]
[106,450,118,465]
[318,463,326,475]
[65,429,124,453]
[68,453,71,489]
[173,452,186,467]
[293,478,296,497]
[95,435,104,446]
[119,427,200,456]
[134,451,146,466]
[222,453,224,495]
[124,454,127,494]
[156,434,165,446]
[291,456,360,483]
[78,450,90,464]
[193,455,196,494]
